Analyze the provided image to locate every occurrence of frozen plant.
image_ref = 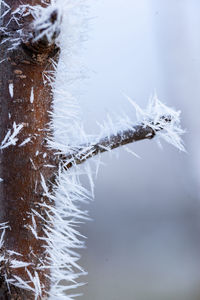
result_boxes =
[0,0,184,299]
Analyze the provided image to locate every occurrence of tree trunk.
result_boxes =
[0,0,59,298]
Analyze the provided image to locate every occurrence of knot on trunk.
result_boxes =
[0,3,61,64]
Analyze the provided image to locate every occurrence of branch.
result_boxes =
[60,116,172,168]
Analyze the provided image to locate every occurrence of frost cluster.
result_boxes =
[126,94,185,151]
[0,123,23,149]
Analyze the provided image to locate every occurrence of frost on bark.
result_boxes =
[0,1,184,299]
[0,1,60,298]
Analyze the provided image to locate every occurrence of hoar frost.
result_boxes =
[126,94,185,152]
[0,0,185,299]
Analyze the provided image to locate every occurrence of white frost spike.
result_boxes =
[7,250,23,257]
[32,215,37,233]
[30,87,34,103]
[7,276,35,293]
[40,173,50,197]
[28,225,38,240]
[0,0,11,19]
[0,59,6,64]
[30,158,37,170]
[27,270,42,300]
[15,121,25,142]
[0,229,5,248]
[0,222,10,230]
[28,215,38,239]
[9,83,14,98]
[19,137,31,147]
[85,162,95,198]
[124,146,141,159]
[10,259,31,269]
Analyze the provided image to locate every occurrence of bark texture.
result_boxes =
[0,0,59,298]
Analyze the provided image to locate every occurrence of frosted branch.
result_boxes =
[59,96,185,168]
[60,117,168,168]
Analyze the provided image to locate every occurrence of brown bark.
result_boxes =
[0,1,59,298]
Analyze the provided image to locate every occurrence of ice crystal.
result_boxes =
[0,123,23,149]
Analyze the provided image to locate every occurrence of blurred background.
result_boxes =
[74,0,200,299]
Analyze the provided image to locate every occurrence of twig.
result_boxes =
[61,116,172,168]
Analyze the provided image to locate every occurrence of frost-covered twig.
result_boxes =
[62,123,158,167]
[61,97,185,168]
